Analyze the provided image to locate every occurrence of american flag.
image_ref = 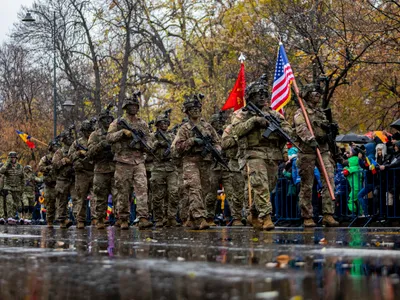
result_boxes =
[271,43,294,113]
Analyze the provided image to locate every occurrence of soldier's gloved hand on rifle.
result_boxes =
[251,116,268,128]
[100,140,109,148]
[192,137,204,146]
[122,129,132,137]
[61,158,71,165]
[78,150,86,157]
[309,137,319,149]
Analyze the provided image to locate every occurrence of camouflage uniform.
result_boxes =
[231,76,292,229]
[22,166,42,218]
[204,114,225,222]
[107,94,152,228]
[53,133,75,224]
[172,94,221,229]
[150,115,179,226]
[87,125,115,226]
[0,153,24,219]
[293,85,336,224]
[69,122,95,226]
[38,146,58,224]
[222,124,246,223]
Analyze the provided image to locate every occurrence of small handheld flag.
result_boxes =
[271,43,294,112]
[16,130,36,149]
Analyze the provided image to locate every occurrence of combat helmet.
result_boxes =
[24,165,32,172]
[301,83,322,100]
[245,74,269,100]
[98,103,115,121]
[155,108,172,126]
[80,120,94,132]
[122,91,141,109]
[8,151,17,158]
[182,93,204,113]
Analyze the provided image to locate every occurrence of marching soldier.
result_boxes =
[231,75,293,230]
[107,92,153,230]
[172,94,221,230]
[38,141,59,228]
[68,120,95,229]
[222,123,246,226]
[0,152,24,221]
[53,130,75,229]
[150,113,179,227]
[293,84,339,227]
[22,165,42,220]
[87,107,115,229]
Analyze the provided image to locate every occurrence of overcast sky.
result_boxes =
[0,0,35,44]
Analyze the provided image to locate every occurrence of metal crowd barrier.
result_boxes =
[273,167,400,227]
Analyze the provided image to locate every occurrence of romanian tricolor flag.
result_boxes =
[16,130,35,149]
[106,203,113,220]
[365,157,377,175]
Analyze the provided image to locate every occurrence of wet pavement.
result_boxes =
[0,226,400,300]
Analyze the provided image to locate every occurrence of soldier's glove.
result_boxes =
[253,116,268,128]
[100,140,109,148]
[61,158,71,165]
[193,138,204,146]
[309,138,319,149]
[123,129,132,137]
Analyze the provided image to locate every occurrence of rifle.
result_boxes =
[191,125,230,171]
[70,124,88,152]
[323,108,342,163]
[155,129,172,157]
[246,101,302,152]
[117,118,159,161]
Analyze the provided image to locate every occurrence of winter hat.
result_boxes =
[288,147,299,160]
[375,143,387,160]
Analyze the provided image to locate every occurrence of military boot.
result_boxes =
[322,214,339,227]
[261,215,275,231]
[91,219,98,226]
[114,220,121,227]
[303,218,316,227]
[47,221,54,229]
[165,218,180,227]
[231,219,243,226]
[96,220,105,230]
[138,218,153,230]
[183,219,193,227]
[193,217,209,230]
[206,218,217,227]
[121,220,129,230]
[77,221,85,229]
[60,219,73,229]
[250,216,262,230]
[0,218,5,225]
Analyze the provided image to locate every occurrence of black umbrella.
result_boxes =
[390,118,400,132]
[335,133,373,144]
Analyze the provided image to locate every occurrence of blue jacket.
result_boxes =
[291,157,301,184]
[335,163,348,196]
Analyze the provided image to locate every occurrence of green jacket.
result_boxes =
[0,162,24,191]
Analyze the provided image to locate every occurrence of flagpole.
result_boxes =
[238,53,253,209]
[30,137,48,147]
[292,79,336,201]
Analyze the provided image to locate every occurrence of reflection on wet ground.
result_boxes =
[1,226,400,299]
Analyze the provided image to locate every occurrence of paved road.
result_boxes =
[0,225,399,299]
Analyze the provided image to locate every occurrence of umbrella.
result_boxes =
[390,118,400,132]
[335,133,373,144]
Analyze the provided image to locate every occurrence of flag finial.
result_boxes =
[238,53,246,63]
